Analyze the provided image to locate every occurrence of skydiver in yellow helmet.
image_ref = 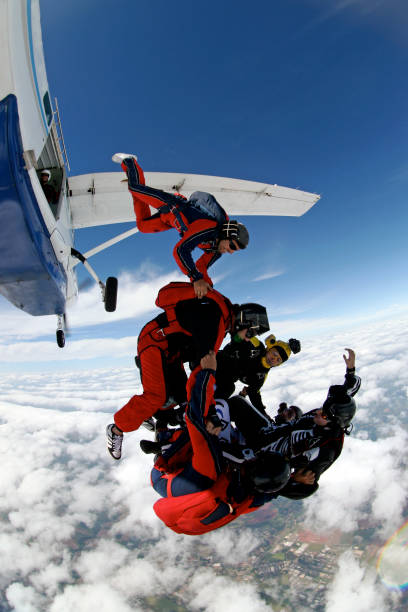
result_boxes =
[215,331,301,414]
[261,334,297,369]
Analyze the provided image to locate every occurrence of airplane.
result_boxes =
[0,0,320,348]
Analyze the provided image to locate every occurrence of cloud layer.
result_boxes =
[1,315,407,610]
[2,264,408,368]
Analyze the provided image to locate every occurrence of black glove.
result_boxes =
[207,405,222,429]
[289,338,301,354]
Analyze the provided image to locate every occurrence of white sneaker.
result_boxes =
[112,153,138,164]
[106,423,123,460]
[142,417,156,432]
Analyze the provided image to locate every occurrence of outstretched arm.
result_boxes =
[342,348,361,396]
[173,219,219,287]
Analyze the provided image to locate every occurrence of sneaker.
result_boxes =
[142,417,156,432]
[106,423,123,460]
[112,153,138,164]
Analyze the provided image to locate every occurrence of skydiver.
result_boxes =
[143,350,360,509]
[112,153,249,298]
[190,348,360,500]
[106,281,269,460]
[150,351,291,535]
[215,331,301,413]
[258,348,361,499]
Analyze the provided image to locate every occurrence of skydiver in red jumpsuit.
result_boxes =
[112,153,249,298]
[150,351,291,535]
[106,281,269,461]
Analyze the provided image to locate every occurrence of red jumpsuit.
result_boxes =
[122,157,227,284]
[151,367,274,535]
[114,282,235,433]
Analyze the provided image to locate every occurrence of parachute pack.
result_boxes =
[155,281,233,331]
[157,191,228,234]
[187,191,227,225]
[153,472,257,535]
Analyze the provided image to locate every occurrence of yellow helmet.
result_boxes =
[262,335,301,368]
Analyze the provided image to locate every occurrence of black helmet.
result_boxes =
[275,403,303,425]
[233,303,269,338]
[219,220,249,249]
[322,385,356,428]
[249,451,291,493]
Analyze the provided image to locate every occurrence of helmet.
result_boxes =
[322,385,356,428]
[263,335,300,367]
[40,169,51,180]
[275,402,302,425]
[249,451,291,493]
[219,220,249,249]
[289,405,303,420]
[233,303,269,338]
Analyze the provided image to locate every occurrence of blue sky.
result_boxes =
[1,0,408,370]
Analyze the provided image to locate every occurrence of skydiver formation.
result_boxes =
[106,154,361,535]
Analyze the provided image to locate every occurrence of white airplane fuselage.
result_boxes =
[0,0,77,316]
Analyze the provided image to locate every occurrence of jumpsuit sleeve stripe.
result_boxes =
[186,368,223,480]
[195,251,221,278]
[174,227,219,281]
[344,373,361,397]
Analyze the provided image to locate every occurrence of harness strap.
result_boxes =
[156,201,188,235]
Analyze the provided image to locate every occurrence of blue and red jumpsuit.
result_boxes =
[122,158,227,285]
[114,282,235,433]
[151,368,276,535]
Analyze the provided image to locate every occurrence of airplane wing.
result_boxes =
[68,172,320,229]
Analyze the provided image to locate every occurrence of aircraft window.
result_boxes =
[43,91,53,126]
[38,123,63,169]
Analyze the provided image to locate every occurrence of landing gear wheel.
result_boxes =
[104,276,118,312]
[56,329,65,348]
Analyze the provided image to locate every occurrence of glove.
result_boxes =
[208,413,222,429]
[289,338,301,354]
[207,405,222,429]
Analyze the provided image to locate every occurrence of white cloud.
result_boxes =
[206,529,261,564]
[253,269,285,282]
[377,527,408,588]
[325,551,390,612]
[49,583,138,612]
[2,270,407,366]
[0,267,181,343]
[0,335,141,363]
[0,314,407,610]
[302,432,408,533]
[261,304,408,339]
[6,583,44,612]
[188,570,272,612]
